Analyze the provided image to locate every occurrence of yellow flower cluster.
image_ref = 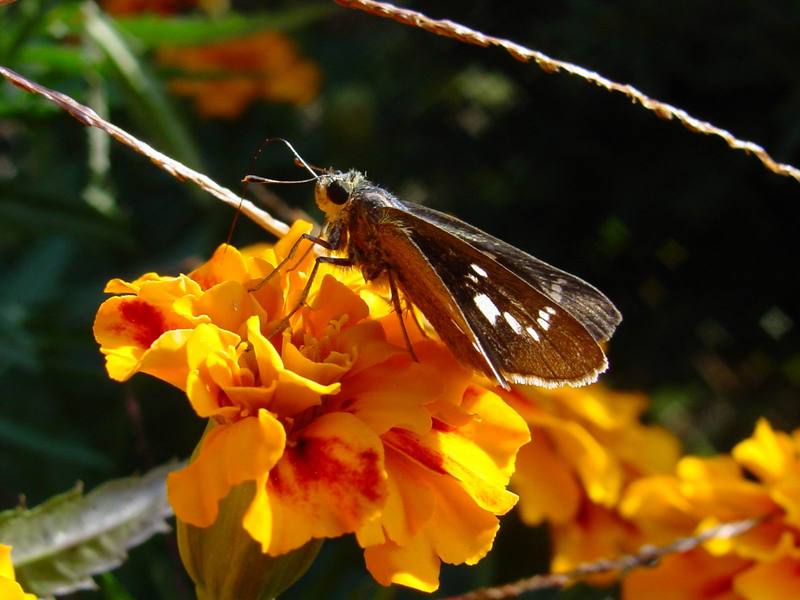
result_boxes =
[620,418,800,600]
[94,218,798,596]
[0,545,35,600]
[506,385,682,579]
[156,32,321,118]
[93,222,529,592]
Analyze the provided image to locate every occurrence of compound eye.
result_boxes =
[327,179,350,205]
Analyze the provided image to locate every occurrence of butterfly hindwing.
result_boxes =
[379,208,608,388]
[395,202,621,343]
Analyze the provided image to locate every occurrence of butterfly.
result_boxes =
[245,140,621,391]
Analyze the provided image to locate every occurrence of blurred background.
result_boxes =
[0,0,798,598]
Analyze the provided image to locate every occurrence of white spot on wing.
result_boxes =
[526,326,540,341]
[466,274,479,283]
[471,264,488,277]
[503,311,523,334]
[545,306,557,315]
[474,293,501,324]
[538,308,552,322]
[537,317,551,331]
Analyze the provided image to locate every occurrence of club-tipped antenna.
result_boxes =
[266,137,318,179]
[244,137,321,186]
[243,175,319,185]
[294,157,326,174]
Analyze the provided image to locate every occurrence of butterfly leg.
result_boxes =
[387,271,419,362]
[250,233,333,292]
[405,295,430,340]
[265,255,353,337]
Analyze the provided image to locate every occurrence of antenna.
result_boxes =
[243,175,318,185]
[243,138,322,185]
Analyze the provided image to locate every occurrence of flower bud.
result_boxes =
[177,479,322,600]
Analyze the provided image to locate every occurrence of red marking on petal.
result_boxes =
[384,428,447,475]
[432,417,456,433]
[271,436,383,503]
[119,299,167,347]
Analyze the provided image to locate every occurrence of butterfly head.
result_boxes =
[315,170,365,221]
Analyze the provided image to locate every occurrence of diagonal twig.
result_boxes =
[0,65,290,238]
[441,517,761,600]
[336,0,800,186]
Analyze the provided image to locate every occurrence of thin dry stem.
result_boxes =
[442,517,762,600]
[0,66,290,238]
[337,0,800,186]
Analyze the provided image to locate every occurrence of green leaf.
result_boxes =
[15,43,94,76]
[0,462,180,596]
[114,5,333,47]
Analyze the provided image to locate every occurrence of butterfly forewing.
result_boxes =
[395,202,621,343]
[379,208,608,388]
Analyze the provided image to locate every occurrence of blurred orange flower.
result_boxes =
[102,0,226,16]
[507,385,682,577]
[102,0,197,15]
[93,221,529,592]
[156,32,321,118]
[0,546,35,600]
[621,419,800,600]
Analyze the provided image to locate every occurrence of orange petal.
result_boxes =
[703,517,799,562]
[305,275,369,337]
[104,272,165,294]
[190,244,250,289]
[272,220,314,263]
[94,295,183,353]
[365,446,499,583]
[733,418,795,483]
[608,422,682,476]
[620,475,699,543]
[177,280,264,333]
[281,339,349,385]
[167,410,286,527]
[529,414,622,508]
[772,478,800,528]
[337,321,401,376]
[734,556,800,600]
[138,329,194,389]
[383,388,527,516]
[364,534,440,593]
[243,412,387,555]
[245,317,340,417]
[427,469,501,566]
[679,455,744,481]
[0,546,35,600]
[370,447,435,547]
[551,503,639,580]
[337,360,438,436]
[384,427,518,516]
[513,436,581,526]
[622,548,749,600]
[185,323,242,371]
[0,579,35,600]
[0,545,13,580]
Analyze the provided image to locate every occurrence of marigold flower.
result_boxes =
[0,545,35,600]
[93,221,530,592]
[620,418,800,600]
[506,385,681,577]
[156,32,321,118]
